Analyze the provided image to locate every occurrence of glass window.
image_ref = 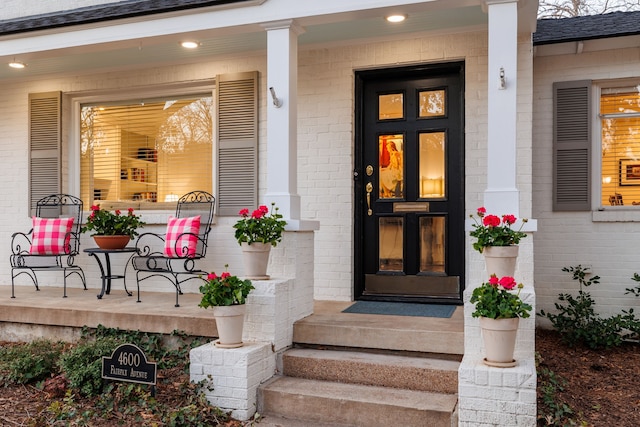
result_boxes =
[600,85,640,207]
[379,217,403,271]
[419,132,445,198]
[379,134,404,199]
[379,93,403,120]
[419,89,445,118]
[80,94,213,209]
[419,216,445,273]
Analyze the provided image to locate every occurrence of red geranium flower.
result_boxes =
[469,207,528,253]
[483,215,501,227]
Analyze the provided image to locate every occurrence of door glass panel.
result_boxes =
[379,217,403,271]
[419,89,445,118]
[379,93,403,120]
[379,134,404,198]
[420,216,445,273]
[419,132,445,198]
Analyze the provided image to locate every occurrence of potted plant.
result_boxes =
[470,275,532,367]
[81,205,145,249]
[469,206,528,277]
[199,266,255,348]
[233,203,287,279]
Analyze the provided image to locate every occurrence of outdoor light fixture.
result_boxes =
[498,67,506,90]
[386,14,407,23]
[180,40,200,49]
[8,61,26,69]
[269,87,282,108]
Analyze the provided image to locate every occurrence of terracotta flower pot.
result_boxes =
[93,235,131,250]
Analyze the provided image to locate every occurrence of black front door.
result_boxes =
[355,63,465,303]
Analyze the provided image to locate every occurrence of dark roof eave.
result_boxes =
[533,11,640,46]
[533,31,640,46]
[0,0,253,37]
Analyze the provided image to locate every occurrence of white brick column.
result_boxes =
[484,0,519,217]
[459,2,536,426]
[263,20,304,221]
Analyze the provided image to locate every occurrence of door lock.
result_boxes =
[366,182,373,216]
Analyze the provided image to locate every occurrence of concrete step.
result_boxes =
[256,414,353,427]
[282,348,459,394]
[293,301,464,355]
[258,376,458,427]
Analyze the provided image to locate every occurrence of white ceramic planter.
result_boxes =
[240,242,271,279]
[212,304,246,348]
[479,316,519,368]
[483,245,519,278]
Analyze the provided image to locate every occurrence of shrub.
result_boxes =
[0,339,65,385]
[59,337,120,397]
[538,265,640,349]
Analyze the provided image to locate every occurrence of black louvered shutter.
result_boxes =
[553,81,592,211]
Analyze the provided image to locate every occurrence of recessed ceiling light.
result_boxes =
[8,61,26,69]
[180,41,200,49]
[386,14,407,23]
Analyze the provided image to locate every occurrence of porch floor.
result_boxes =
[0,285,464,353]
[0,285,212,340]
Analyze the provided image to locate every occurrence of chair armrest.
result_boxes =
[170,232,207,259]
[134,232,166,257]
[11,230,33,255]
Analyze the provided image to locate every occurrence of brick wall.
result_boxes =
[0,56,267,291]
[1,29,497,302]
[298,30,490,300]
[533,48,640,321]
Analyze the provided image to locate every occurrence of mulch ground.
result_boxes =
[0,363,246,426]
[0,332,638,426]
[536,328,640,426]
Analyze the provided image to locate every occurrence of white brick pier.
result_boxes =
[458,237,537,426]
[189,230,315,420]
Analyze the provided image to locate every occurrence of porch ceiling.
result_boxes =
[0,4,490,81]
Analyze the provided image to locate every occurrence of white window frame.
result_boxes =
[67,81,217,220]
[592,79,640,222]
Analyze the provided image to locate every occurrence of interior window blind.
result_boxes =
[80,94,213,210]
[600,87,640,207]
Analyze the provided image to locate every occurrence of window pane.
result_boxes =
[420,216,445,273]
[419,132,445,198]
[379,93,403,120]
[419,89,445,118]
[379,134,404,199]
[379,217,403,271]
[600,86,640,207]
[81,95,213,209]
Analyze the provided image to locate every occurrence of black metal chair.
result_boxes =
[131,191,215,307]
[10,194,87,298]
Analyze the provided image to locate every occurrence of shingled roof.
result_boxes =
[534,10,640,45]
[0,0,251,36]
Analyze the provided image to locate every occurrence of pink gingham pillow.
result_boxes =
[29,217,74,255]
[163,215,201,258]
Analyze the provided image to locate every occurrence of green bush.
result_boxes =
[59,337,119,397]
[538,265,640,349]
[0,339,64,384]
[82,325,205,370]
[1,326,223,425]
